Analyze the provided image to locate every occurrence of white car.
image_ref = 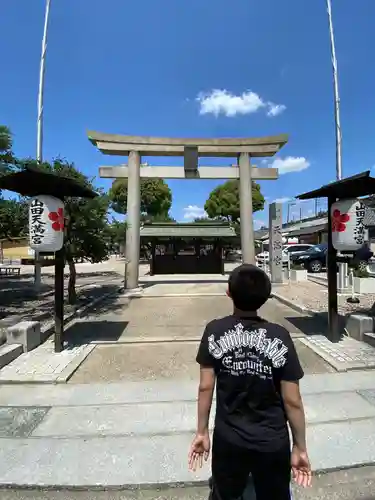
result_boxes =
[257,244,313,265]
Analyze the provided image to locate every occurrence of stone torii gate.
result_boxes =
[88,131,288,289]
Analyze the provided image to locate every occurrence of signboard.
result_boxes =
[269,202,283,283]
[331,198,366,251]
[29,195,64,252]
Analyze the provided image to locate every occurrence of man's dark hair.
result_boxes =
[228,264,271,311]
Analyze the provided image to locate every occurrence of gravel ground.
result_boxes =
[0,279,122,332]
[273,280,375,315]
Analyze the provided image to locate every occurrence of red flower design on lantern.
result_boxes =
[48,208,64,231]
[332,209,350,232]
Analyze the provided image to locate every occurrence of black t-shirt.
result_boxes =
[196,315,304,452]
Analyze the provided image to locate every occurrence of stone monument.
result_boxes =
[269,202,283,283]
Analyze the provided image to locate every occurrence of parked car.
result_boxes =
[291,243,374,273]
[257,243,313,265]
[290,243,328,273]
[352,244,373,271]
[283,244,314,261]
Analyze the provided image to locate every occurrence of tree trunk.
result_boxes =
[67,257,77,305]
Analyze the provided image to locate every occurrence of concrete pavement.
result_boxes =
[1,371,375,487]
[65,294,333,383]
[2,466,375,499]
[0,277,333,383]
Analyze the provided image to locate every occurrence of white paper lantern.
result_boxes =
[331,198,366,251]
[29,195,64,252]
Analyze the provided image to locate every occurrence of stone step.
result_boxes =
[2,371,375,407]
[346,314,373,341]
[3,469,375,499]
[0,344,23,370]
[2,417,375,487]
[364,332,375,348]
[27,391,375,439]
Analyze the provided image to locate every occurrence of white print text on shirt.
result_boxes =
[208,323,288,368]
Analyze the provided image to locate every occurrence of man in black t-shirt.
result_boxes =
[188,264,311,500]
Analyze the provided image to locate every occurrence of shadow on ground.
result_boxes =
[65,320,129,347]
[284,311,348,337]
[0,286,54,319]
[72,270,121,281]
[81,289,129,317]
[1,281,122,329]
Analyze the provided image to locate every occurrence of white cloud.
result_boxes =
[183,205,207,220]
[196,89,286,118]
[267,103,286,117]
[273,197,291,204]
[197,89,264,117]
[269,156,310,175]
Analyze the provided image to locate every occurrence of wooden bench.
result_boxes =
[0,267,21,277]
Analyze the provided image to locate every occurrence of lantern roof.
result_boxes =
[0,165,98,199]
[297,171,375,200]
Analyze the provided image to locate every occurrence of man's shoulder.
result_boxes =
[260,321,291,339]
[205,315,234,331]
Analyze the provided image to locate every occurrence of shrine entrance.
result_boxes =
[88,131,288,288]
[140,222,236,275]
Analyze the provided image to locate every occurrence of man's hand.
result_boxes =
[188,431,210,471]
[291,445,312,488]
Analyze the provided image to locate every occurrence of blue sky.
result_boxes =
[1,0,375,226]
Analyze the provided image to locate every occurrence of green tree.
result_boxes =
[140,213,175,223]
[0,126,28,244]
[109,178,172,217]
[204,180,265,223]
[22,158,111,304]
[0,125,16,181]
[0,197,28,240]
[108,220,127,253]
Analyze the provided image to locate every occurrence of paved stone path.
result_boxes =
[66,292,333,383]
[0,284,334,384]
[3,466,375,499]
[1,371,375,488]
[300,334,375,371]
[0,341,95,383]
[69,292,327,344]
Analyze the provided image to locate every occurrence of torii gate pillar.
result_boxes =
[126,151,141,289]
[239,153,255,264]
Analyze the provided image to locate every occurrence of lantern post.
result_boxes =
[54,246,65,352]
[0,165,98,353]
[327,196,339,341]
[29,194,66,352]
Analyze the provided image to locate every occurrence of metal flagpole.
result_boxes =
[35,0,51,290]
[326,0,346,335]
[37,0,51,163]
[326,0,342,181]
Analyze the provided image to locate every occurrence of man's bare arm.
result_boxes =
[197,367,215,434]
[281,380,307,451]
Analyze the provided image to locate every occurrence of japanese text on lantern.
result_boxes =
[30,198,46,246]
[354,201,365,245]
